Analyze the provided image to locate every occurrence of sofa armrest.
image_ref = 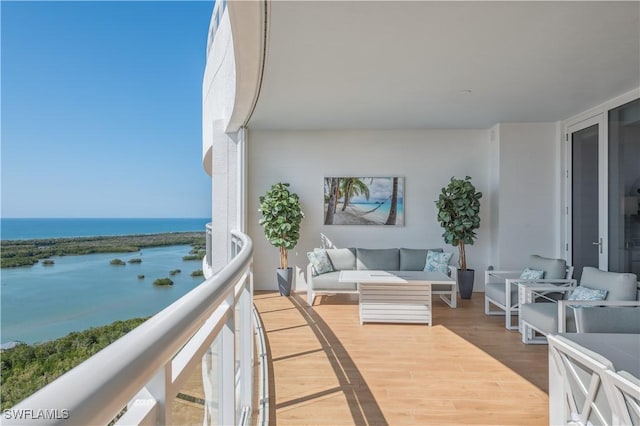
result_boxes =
[448,265,457,279]
[557,300,640,333]
[306,263,315,287]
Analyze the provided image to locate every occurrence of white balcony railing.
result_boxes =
[4,230,254,425]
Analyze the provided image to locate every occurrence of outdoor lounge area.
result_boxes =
[4,1,638,424]
[253,291,550,425]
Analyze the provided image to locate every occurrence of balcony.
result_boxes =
[3,230,552,425]
[253,292,549,424]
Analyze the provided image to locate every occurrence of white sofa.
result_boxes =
[306,247,457,307]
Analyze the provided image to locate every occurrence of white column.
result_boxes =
[211,120,240,274]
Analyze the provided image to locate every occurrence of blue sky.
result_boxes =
[1,1,213,218]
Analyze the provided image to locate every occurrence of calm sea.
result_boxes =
[1,218,210,240]
[0,218,211,345]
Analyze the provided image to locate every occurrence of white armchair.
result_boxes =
[520,267,639,344]
[484,255,574,330]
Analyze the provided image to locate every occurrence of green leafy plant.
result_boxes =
[435,176,482,271]
[259,182,304,269]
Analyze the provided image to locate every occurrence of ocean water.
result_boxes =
[0,217,211,345]
[1,218,210,240]
[1,245,205,344]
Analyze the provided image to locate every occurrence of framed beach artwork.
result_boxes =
[323,177,404,225]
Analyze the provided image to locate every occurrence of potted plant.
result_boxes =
[259,182,304,296]
[435,176,482,299]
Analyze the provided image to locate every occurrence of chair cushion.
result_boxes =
[356,248,399,271]
[307,249,334,276]
[575,307,640,333]
[568,286,608,307]
[528,255,567,279]
[579,267,638,301]
[325,248,356,271]
[399,248,442,271]
[424,250,453,274]
[311,271,357,291]
[520,267,545,280]
[485,282,518,306]
[520,302,576,333]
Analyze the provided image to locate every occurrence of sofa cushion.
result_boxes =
[528,255,567,279]
[485,282,517,306]
[400,248,442,271]
[356,248,399,271]
[424,250,453,274]
[311,271,357,291]
[520,302,576,333]
[325,248,356,271]
[574,307,640,333]
[579,267,638,301]
[307,249,334,276]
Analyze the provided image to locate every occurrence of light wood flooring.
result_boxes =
[254,291,549,425]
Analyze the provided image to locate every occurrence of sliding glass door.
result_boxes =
[568,97,640,280]
[608,98,640,276]
[570,117,604,281]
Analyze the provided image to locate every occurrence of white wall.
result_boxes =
[202,11,237,167]
[202,10,241,274]
[490,122,562,270]
[247,129,494,291]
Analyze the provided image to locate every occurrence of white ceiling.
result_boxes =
[248,1,640,130]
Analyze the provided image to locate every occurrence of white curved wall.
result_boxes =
[202,1,265,275]
[202,9,237,177]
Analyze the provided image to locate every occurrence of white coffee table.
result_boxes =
[339,270,455,326]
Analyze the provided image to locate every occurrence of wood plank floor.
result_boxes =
[254,291,549,425]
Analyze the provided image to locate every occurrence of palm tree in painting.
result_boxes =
[385,177,399,225]
[340,178,370,211]
[324,177,340,225]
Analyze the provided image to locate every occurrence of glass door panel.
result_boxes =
[572,123,600,281]
[608,98,640,276]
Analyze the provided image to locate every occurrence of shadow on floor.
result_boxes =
[257,292,388,425]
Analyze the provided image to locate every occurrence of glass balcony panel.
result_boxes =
[171,336,221,425]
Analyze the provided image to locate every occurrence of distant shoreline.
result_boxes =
[1,217,210,240]
[0,232,205,268]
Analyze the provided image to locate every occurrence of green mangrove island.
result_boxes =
[0,232,205,268]
[1,317,148,410]
[153,278,174,286]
